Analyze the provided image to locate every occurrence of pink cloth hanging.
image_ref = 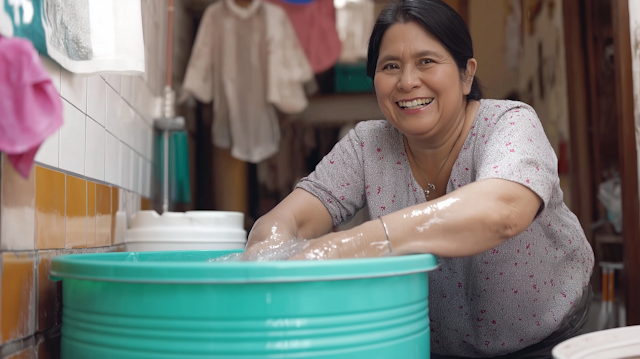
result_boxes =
[0,35,63,179]
[266,0,342,74]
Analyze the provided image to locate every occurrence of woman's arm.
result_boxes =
[290,178,542,260]
[386,178,541,257]
[242,188,334,260]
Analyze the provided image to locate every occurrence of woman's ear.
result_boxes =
[462,58,478,95]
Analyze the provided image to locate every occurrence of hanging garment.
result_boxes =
[265,0,341,74]
[335,0,375,63]
[1,0,145,75]
[182,0,312,163]
[0,35,63,178]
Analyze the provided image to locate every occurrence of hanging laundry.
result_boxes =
[0,0,145,75]
[335,0,375,63]
[182,0,313,164]
[265,0,341,74]
[0,35,63,179]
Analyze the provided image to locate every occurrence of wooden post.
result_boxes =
[612,0,640,326]
[562,0,594,244]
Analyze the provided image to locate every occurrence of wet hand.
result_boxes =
[242,219,296,261]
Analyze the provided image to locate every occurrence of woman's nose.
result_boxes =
[397,67,421,92]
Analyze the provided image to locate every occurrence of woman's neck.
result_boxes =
[406,100,479,166]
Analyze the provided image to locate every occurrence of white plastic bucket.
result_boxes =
[553,326,640,359]
[125,211,247,252]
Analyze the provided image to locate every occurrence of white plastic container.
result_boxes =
[553,326,640,359]
[125,211,247,252]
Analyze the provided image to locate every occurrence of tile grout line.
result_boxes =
[104,130,108,186]
[86,178,88,249]
[64,173,67,251]
[85,77,89,181]
[105,125,150,163]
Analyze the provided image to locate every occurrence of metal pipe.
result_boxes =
[166,0,174,88]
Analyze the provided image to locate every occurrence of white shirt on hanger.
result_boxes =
[183,0,313,163]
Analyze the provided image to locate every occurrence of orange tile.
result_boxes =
[111,187,119,246]
[1,252,35,344]
[6,347,36,359]
[87,182,96,248]
[140,197,152,211]
[1,154,36,250]
[35,167,66,249]
[65,175,86,249]
[37,335,61,359]
[37,251,62,332]
[96,184,111,247]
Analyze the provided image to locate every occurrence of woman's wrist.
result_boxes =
[347,219,394,257]
[378,216,394,255]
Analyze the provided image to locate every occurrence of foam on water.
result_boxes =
[207,252,244,262]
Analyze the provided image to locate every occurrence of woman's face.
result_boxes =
[373,21,475,139]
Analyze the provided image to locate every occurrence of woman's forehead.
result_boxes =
[379,22,446,57]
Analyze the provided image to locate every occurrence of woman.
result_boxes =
[243,0,594,357]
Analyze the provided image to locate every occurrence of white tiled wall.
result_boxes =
[35,59,155,199]
[33,0,170,199]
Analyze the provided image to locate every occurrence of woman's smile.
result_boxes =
[396,97,434,114]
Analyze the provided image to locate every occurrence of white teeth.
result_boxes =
[398,98,433,109]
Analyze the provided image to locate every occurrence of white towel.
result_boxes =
[1,0,145,75]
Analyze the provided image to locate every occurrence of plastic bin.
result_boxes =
[125,211,246,251]
[335,62,373,93]
[50,250,439,359]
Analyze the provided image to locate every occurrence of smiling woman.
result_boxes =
[242,0,594,358]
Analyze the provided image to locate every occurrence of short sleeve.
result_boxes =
[296,127,366,226]
[182,6,216,103]
[476,107,557,211]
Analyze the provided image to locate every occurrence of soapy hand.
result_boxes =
[288,219,392,260]
[242,217,314,261]
[242,219,293,261]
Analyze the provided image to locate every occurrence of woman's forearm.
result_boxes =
[383,178,541,257]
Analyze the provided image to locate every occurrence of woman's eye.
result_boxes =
[420,59,433,65]
[383,63,399,70]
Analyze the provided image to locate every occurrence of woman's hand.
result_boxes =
[288,219,392,260]
[242,218,296,261]
[242,189,335,261]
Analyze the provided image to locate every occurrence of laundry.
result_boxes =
[0,35,63,178]
[182,0,313,164]
[335,0,375,63]
[0,0,145,75]
[265,0,341,74]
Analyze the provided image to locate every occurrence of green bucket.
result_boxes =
[50,250,438,358]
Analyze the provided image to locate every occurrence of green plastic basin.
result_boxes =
[50,250,438,359]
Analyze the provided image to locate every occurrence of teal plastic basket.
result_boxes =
[335,62,373,93]
[51,250,438,358]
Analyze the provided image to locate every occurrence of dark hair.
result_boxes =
[366,0,483,101]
